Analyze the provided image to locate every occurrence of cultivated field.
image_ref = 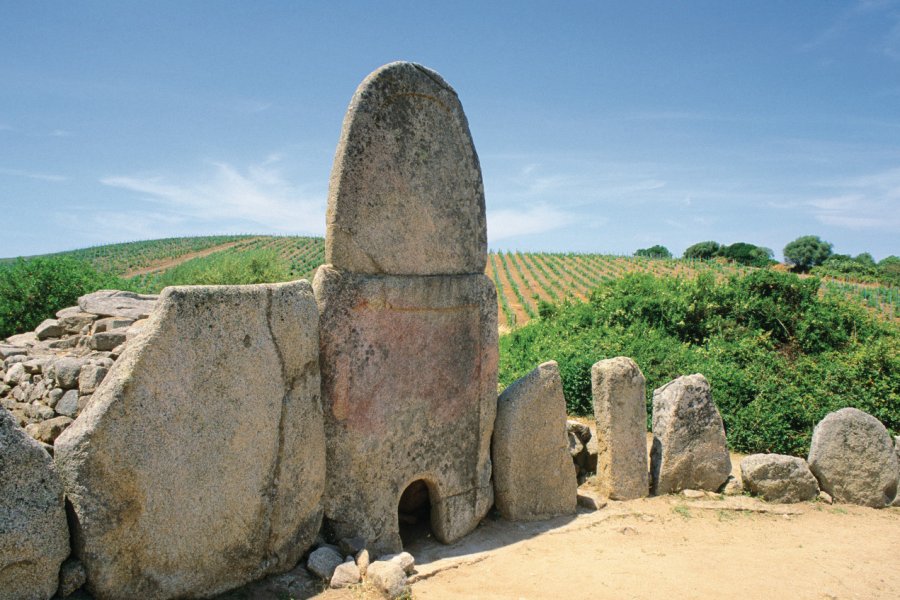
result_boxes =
[7,235,896,327]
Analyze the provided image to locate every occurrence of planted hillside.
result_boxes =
[499,270,899,455]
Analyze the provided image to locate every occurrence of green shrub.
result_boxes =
[499,270,899,455]
[0,257,124,339]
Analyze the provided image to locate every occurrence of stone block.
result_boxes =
[650,374,731,495]
[0,410,69,600]
[492,361,576,521]
[591,357,649,500]
[740,454,819,503]
[314,266,497,553]
[55,281,325,599]
[808,407,898,508]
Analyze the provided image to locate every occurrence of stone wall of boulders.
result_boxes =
[1,290,157,449]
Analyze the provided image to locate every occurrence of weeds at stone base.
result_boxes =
[673,504,692,519]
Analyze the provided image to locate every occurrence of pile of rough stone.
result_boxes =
[306,539,415,598]
[0,290,157,449]
[566,419,598,483]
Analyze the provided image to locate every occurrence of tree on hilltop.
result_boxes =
[783,235,832,272]
[634,245,672,259]
[683,241,721,260]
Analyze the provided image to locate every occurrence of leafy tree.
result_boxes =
[719,242,773,267]
[683,241,721,260]
[0,257,123,338]
[783,235,833,272]
[854,252,876,267]
[634,245,672,259]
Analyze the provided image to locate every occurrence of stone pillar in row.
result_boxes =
[650,374,731,495]
[591,357,649,500]
[314,62,497,553]
[492,361,577,520]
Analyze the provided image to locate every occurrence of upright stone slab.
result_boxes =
[650,374,731,495]
[591,357,648,500]
[0,410,69,600]
[807,408,898,508]
[315,62,497,553]
[55,282,325,600]
[492,361,577,520]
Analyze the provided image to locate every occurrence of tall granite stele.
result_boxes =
[314,61,498,553]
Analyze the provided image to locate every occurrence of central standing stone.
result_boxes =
[314,62,497,553]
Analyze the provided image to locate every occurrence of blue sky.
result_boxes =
[2,1,899,260]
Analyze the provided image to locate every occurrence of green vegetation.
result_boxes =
[634,245,672,259]
[683,241,721,260]
[499,270,899,455]
[131,248,291,292]
[682,240,773,267]
[0,235,254,276]
[0,257,124,339]
[812,253,900,286]
[783,235,833,272]
[3,236,896,460]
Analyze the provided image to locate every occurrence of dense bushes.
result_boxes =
[0,250,292,340]
[812,254,900,286]
[0,257,124,339]
[499,270,899,455]
[682,240,773,267]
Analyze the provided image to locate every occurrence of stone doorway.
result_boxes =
[398,479,434,549]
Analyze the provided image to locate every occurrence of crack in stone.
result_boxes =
[262,286,291,565]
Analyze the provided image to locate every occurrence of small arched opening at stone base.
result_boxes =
[397,477,438,550]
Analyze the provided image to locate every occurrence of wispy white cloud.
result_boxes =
[487,204,575,241]
[807,167,900,230]
[49,129,72,137]
[101,156,326,235]
[54,210,189,244]
[0,167,67,182]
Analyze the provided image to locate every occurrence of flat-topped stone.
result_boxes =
[740,454,819,503]
[591,357,649,500]
[326,61,487,276]
[56,281,325,599]
[314,266,497,553]
[78,289,159,320]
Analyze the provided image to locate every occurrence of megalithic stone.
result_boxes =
[492,361,577,520]
[650,374,731,495]
[315,62,497,553]
[55,282,325,600]
[591,357,649,500]
[325,61,487,276]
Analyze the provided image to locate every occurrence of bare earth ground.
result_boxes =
[291,437,900,600]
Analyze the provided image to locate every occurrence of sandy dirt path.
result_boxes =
[407,496,900,600]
